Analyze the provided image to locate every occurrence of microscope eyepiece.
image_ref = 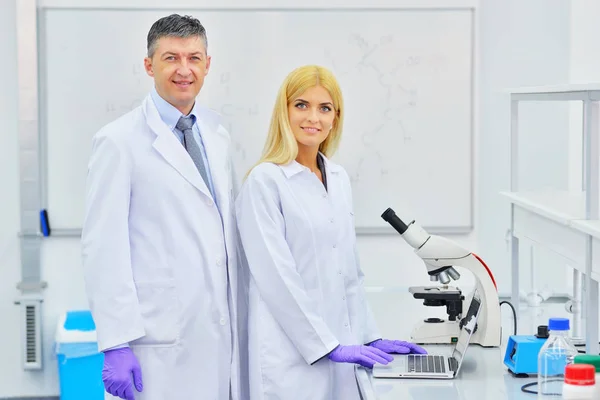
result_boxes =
[381,208,409,234]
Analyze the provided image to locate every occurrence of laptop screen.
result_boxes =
[450,289,482,365]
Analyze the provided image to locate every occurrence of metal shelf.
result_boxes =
[503,84,600,355]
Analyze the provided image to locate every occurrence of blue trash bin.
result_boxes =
[55,310,104,400]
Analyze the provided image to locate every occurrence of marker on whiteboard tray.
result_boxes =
[40,209,51,237]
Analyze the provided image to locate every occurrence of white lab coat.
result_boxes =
[235,157,381,400]
[82,95,249,400]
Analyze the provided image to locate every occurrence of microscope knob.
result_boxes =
[459,317,478,334]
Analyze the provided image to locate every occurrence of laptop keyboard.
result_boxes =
[407,355,446,374]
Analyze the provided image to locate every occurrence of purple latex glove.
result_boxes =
[327,344,394,368]
[102,348,143,400]
[369,339,427,355]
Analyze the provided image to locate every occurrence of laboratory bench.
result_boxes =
[358,288,579,400]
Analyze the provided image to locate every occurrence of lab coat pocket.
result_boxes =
[132,282,180,347]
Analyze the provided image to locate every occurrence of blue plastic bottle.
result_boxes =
[537,318,578,398]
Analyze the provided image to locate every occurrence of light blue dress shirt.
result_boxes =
[150,87,217,201]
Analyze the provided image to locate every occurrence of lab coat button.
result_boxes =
[329,218,334,223]
[333,244,337,248]
[342,296,346,300]
[206,198,214,207]
[322,193,327,198]
[216,258,223,266]
[219,317,227,326]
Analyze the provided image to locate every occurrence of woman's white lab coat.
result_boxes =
[235,157,381,400]
[82,95,248,400]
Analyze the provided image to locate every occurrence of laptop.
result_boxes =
[372,289,482,379]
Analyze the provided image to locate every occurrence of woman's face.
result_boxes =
[287,85,336,151]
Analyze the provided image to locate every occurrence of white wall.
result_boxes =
[570,0,600,83]
[477,0,572,300]
[568,0,600,189]
[0,0,574,397]
[0,0,30,396]
[1,1,92,397]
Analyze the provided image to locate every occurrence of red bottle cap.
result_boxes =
[565,364,596,386]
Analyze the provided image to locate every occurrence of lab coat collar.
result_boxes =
[280,152,342,179]
[150,87,184,130]
[142,95,213,198]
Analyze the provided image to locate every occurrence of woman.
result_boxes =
[236,65,426,399]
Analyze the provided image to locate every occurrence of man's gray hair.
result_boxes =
[147,14,208,58]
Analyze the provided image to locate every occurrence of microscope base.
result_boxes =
[411,320,461,345]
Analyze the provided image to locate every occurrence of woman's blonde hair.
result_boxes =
[248,65,344,175]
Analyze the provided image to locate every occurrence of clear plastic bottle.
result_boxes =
[537,318,579,398]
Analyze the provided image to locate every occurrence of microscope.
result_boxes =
[381,208,501,348]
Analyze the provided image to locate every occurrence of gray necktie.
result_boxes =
[176,116,211,190]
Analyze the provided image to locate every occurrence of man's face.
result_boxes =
[144,35,211,115]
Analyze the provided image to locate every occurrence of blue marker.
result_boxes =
[40,209,51,237]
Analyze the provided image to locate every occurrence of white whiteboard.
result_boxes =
[41,8,473,232]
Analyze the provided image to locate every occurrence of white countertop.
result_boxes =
[571,219,600,238]
[500,191,587,225]
[505,83,600,94]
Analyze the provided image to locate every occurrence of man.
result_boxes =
[81,14,247,400]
